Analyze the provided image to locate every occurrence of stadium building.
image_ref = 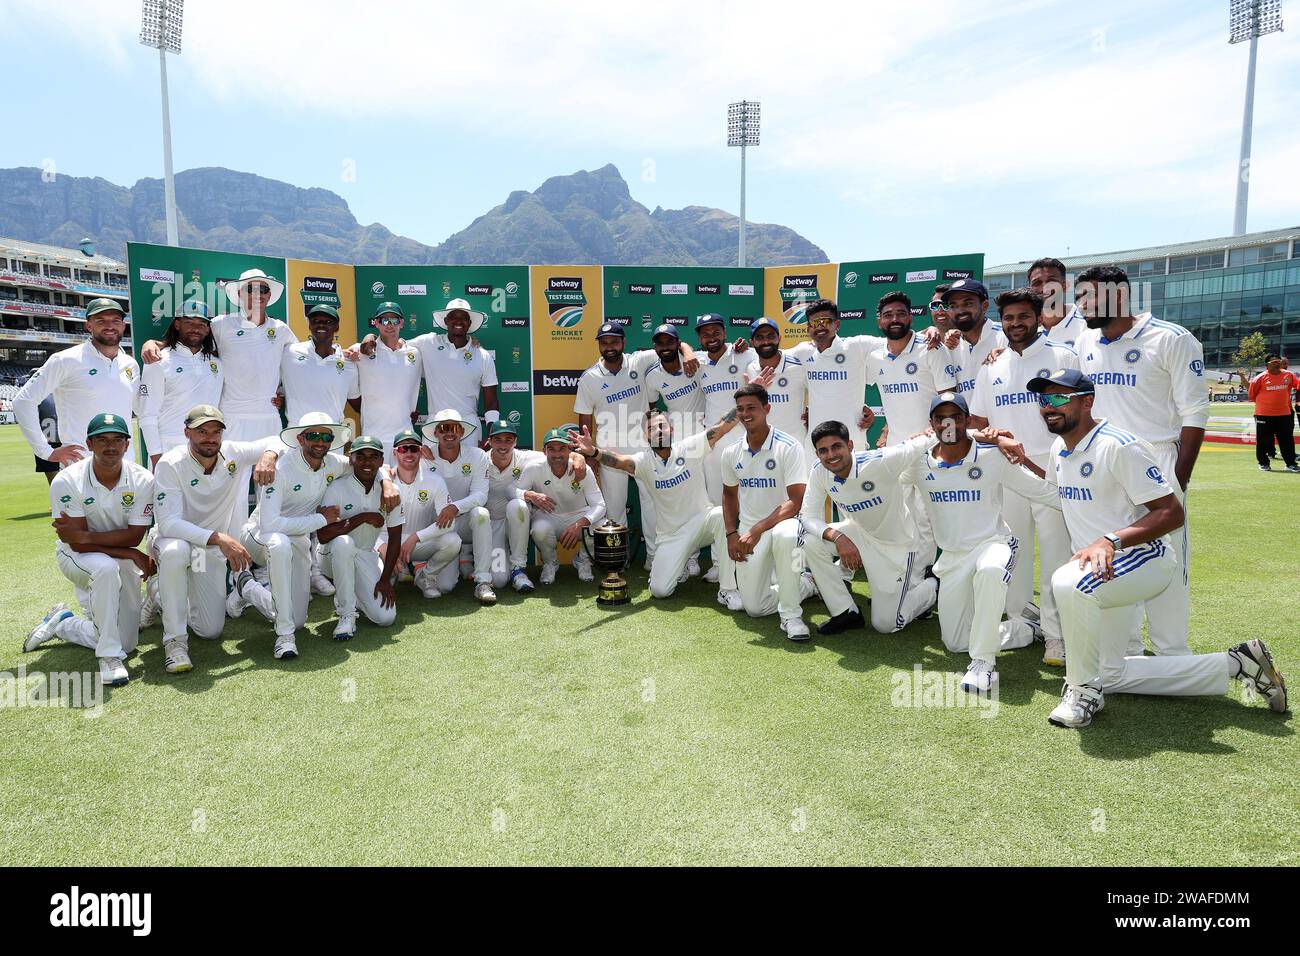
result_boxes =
[0,237,131,415]
[985,225,1300,369]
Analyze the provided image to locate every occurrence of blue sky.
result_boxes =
[3,0,1298,266]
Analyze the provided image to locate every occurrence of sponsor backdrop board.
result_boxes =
[601,267,765,352]
[353,265,534,442]
[761,263,841,347]
[528,264,604,449]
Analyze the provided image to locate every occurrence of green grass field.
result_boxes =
[0,427,1295,865]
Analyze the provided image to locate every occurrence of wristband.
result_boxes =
[726,530,739,538]
[1103,533,1122,551]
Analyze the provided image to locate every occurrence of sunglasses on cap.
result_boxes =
[394,444,422,454]
[1037,392,1090,408]
[301,431,335,442]
[374,316,402,326]
[928,301,946,312]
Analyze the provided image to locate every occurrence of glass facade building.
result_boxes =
[985,227,1300,367]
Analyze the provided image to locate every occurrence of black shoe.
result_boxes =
[818,608,865,635]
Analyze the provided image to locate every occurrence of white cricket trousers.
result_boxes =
[220,410,282,532]
[488,499,531,587]
[1002,451,1071,641]
[648,509,726,599]
[239,528,312,638]
[597,465,657,558]
[320,534,396,626]
[409,529,462,589]
[531,510,594,574]
[738,517,809,621]
[1051,540,1228,696]
[154,537,227,643]
[800,520,937,633]
[1136,441,1192,656]
[935,535,1036,664]
[54,548,143,659]
[443,506,493,590]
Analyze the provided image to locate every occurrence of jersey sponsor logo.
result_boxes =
[882,382,919,394]
[156,492,166,501]
[143,504,153,517]
[809,370,848,382]
[993,391,1036,407]
[841,496,883,512]
[1189,359,1204,376]
[929,489,979,502]
[83,497,95,504]
[605,385,641,404]
[190,478,200,486]
[1146,465,1165,483]
[1057,486,1093,500]
[739,477,777,488]
[292,484,302,491]
[1091,372,1138,386]
[655,471,690,490]
[59,494,71,503]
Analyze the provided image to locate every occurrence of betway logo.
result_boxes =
[50,886,151,936]
[783,275,817,288]
[695,284,720,295]
[533,370,583,394]
[629,283,655,295]
[548,277,582,291]
[944,269,974,280]
[839,309,866,320]
[303,276,337,293]
[869,273,898,284]
[464,284,492,295]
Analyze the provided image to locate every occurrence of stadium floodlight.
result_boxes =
[140,0,185,246]
[727,101,761,268]
[1228,0,1283,236]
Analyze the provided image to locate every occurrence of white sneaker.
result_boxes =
[1042,638,1066,667]
[540,563,559,585]
[686,555,701,578]
[510,570,535,594]
[98,656,129,686]
[1229,639,1289,713]
[163,638,193,674]
[333,614,357,641]
[1048,684,1104,728]
[310,570,335,596]
[24,603,71,653]
[677,565,691,584]
[139,588,160,629]
[1021,600,1041,624]
[474,582,498,605]
[273,635,299,660]
[781,617,810,642]
[717,589,743,612]
[413,567,442,599]
[960,659,998,695]
[703,565,720,584]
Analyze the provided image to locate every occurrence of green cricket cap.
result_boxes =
[86,412,130,438]
[371,301,404,321]
[184,404,225,428]
[487,421,519,437]
[542,427,574,446]
[306,303,340,321]
[85,298,126,319]
[350,435,384,454]
[392,428,423,448]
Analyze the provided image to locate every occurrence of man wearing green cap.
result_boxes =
[382,427,463,598]
[279,303,361,427]
[514,427,606,584]
[349,302,421,464]
[25,412,155,687]
[138,300,223,467]
[317,436,404,640]
[14,297,139,470]
[484,420,540,594]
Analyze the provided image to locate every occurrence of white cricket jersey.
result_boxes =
[356,338,422,444]
[209,312,296,416]
[696,345,756,424]
[250,449,348,538]
[137,345,224,455]
[867,333,959,445]
[791,334,885,435]
[631,430,712,532]
[49,460,155,556]
[321,473,404,551]
[801,435,932,548]
[1076,313,1209,446]
[413,333,498,423]
[969,334,1080,458]
[280,342,360,424]
[486,449,544,520]
[644,360,706,435]
[1045,306,1083,348]
[515,460,606,524]
[721,426,808,531]
[387,462,454,542]
[153,436,282,546]
[954,320,1007,396]
[906,441,1059,557]
[14,341,139,458]
[758,352,809,444]
[430,444,490,512]
[1048,420,1175,552]
[573,349,657,451]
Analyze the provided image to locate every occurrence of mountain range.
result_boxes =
[0,164,826,267]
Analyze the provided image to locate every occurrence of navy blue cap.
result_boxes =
[1026,368,1096,395]
[749,317,780,335]
[596,321,626,338]
[694,312,725,330]
[940,278,988,303]
[929,391,969,415]
[651,323,679,341]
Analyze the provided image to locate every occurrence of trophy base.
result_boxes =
[596,572,630,607]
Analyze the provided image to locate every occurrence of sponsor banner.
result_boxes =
[604,266,764,353]
[530,264,603,447]
[761,262,839,344]
[286,259,355,339]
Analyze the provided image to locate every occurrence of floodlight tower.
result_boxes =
[140,0,185,246]
[1229,0,1283,236]
[727,101,761,267]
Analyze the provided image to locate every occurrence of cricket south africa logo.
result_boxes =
[546,277,586,337]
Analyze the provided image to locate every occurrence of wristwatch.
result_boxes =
[1103,533,1122,551]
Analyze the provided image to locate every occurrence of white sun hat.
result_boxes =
[280,411,353,448]
[421,407,478,443]
[431,297,486,335]
[222,268,285,308]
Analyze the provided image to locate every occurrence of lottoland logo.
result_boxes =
[398,283,427,296]
[533,370,583,395]
[728,284,754,296]
[50,886,151,936]
[661,283,688,295]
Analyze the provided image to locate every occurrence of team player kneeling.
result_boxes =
[24,383,1287,728]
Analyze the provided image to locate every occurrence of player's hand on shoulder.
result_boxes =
[141,340,164,364]
[49,445,86,464]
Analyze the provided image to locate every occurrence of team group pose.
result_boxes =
[15,268,1289,728]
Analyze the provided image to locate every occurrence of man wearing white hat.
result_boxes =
[137,300,223,467]
[422,408,498,604]
[141,269,297,523]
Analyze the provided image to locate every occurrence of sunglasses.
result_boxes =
[928,302,946,312]
[375,317,402,326]
[433,424,463,435]
[247,285,272,296]
[1037,392,1091,408]
[301,431,335,442]
[808,317,835,327]
[395,444,422,454]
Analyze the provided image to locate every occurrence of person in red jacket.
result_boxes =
[1248,355,1300,472]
